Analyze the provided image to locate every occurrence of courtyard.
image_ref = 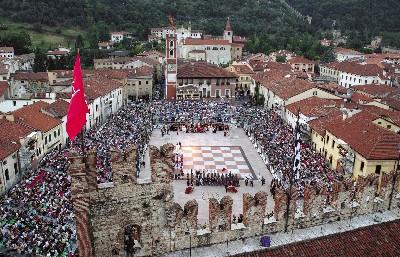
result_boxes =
[140,126,275,225]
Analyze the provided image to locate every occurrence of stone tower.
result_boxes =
[165,31,177,100]
[223,17,233,43]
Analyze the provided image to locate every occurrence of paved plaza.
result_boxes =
[140,127,275,225]
[181,146,255,179]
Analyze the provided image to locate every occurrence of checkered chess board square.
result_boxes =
[181,146,255,179]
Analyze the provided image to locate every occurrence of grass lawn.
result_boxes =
[0,19,86,49]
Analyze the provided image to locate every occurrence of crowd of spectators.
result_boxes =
[239,107,343,195]
[0,100,341,256]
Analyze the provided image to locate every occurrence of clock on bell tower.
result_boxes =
[165,33,177,100]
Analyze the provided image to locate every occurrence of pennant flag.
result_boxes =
[66,52,88,141]
[293,114,302,181]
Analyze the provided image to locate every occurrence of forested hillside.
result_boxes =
[0,0,305,39]
[288,0,400,47]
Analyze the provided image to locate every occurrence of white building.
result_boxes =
[149,25,202,42]
[320,61,389,88]
[335,47,365,62]
[179,38,232,65]
[0,118,38,195]
[0,47,14,59]
[111,31,131,43]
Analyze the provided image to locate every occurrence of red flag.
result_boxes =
[66,52,88,140]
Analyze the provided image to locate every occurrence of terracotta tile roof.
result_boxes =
[325,61,383,76]
[259,75,315,101]
[12,101,62,133]
[353,84,399,98]
[286,97,340,117]
[309,109,343,136]
[0,47,14,53]
[233,35,247,44]
[184,38,230,46]
[138,56,160,66]
[289,56,315,64]
[233,220,400,257]
[128,66,154,79]
[51,70,73,79]
[250,61,292,73]
[12,72,49,82]
[0,81,8,97]
[231,64,254,75]
[325,111,400,160]
[362,105,400,127]
[177,62,237,78]
[43,99,69,118]
[0,118,34,159]
[350,92,374,103]
[316,83,348,95]
[90,69,130,80]
[84,75,123,101]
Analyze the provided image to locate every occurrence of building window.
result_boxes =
[360,161,364,172]
[49,135,52,142]
[387,125,392,129]
[139,81,142,85]
[329,155,333,164]
[375,165,382,174]
[54,131,57,138]
[332,140,335,149]
[45,137,47,144]
[5,169,9,181]
[58,129,60,136]
[14,163,18,174]
[313,91,317,96]
[326,135,330,144]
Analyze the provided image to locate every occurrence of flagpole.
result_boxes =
[76,47,86,164]
[284,107,300,232]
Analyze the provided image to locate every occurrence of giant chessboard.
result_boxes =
[181,146,255,179]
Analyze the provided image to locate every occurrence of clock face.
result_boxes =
[167,64,176,72]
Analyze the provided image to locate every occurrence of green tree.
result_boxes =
[276,55,287,63]
[33,48,47,72]
[75,34,84,49]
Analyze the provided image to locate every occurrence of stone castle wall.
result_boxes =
[69,144,400,257]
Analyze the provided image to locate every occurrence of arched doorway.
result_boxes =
[123,225,141,256]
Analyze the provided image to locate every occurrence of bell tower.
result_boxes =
[165,16,177,100]
[223,17,233,43]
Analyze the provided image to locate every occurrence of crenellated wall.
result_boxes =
[69,144,400,257]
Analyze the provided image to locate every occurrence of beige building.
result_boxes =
[176,61,237,99]
[228,63,254,96]
[309,110,400,181]
[252,73,341,112]
[0,118,36,195]
[288,56,315,74]
[0,47,14,59]
[127,66,154,100]
[12,101,64,159]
